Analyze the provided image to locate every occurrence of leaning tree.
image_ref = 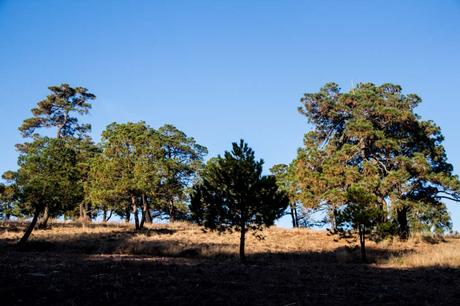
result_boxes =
[16,84,96,227]
[16,137,81,244]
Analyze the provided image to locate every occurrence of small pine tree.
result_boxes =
[190,140,288,262]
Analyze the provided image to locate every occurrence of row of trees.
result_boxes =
[1,82,459,261]
[0,84,208,242]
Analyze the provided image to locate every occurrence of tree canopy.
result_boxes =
[15,137,82,244]
[18,84,95,139]
[87,121,207,229]
[294,82,460,259]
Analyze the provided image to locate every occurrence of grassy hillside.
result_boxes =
[1,222,460,305]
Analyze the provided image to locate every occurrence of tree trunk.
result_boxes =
[18,209,41,245]
[125,206,131,223]
[106,210,113,222]
[79,202,90,223]
[397,208,409,240]
[144,195,153,223]
[169,200,176,222]
[86,203,92,221]
[146,208,153,223]
[239,221,246,263]
[290,204,297,228]
[37,205,50,229]
[289,203,299,228]
[131,195,140,230]
[293,203,299,227]
[140,193,147,229]
[79,202,85,220]
[102,209,107,222]
[329,208,339,232]
[358,224,367,263]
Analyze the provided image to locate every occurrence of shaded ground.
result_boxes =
[1,222,459,305]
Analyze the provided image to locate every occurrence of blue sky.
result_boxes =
[1,0,459,229]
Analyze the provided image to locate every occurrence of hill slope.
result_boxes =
[1,222,460,305]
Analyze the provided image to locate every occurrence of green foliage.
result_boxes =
[269,164,294,199]
[156,124,208,220]
[2,83,97,242]
[87,122,207,225]
[270,163,306,227]
[18,84,95,139]
[15,137,82,217]
[87,122,158,226]
[0,171,20,219]
[335,184,383,233]
[295,82,460,245]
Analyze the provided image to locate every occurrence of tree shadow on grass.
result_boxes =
[1,247,460,306]
[1,228,412,264]
[1,223,460,305]
[0,222,435,263]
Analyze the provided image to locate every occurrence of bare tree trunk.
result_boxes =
[329,207,338,232]
[106,210,113,222]
[131,195,139,230]
[125,206,131,223]
[169,200,176,222]
[79,202,91,223]
[37,205,50,229]
[79,202,85,220]
[102,209,107,222]
[140,193,147,229]
[359,224,367,263]
[397,207,409,240]
[144,195,152,223]
[293,205,299,227]
[290,203,299,228]
[290,204,296,228]
[86,203,92,221]
[18,209,41,245]
[146,208,153,223]
[239,220,246,263]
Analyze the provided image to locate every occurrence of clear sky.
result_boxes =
[1,0,459,229]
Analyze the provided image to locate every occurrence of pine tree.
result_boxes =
[18,84,95,139]
[15,84,96,228]
[157,124,207,220]
[190,140,288,262]
[16,137,81,244]
[295,83,460,260]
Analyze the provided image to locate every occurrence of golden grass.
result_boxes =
[379,235,460,268]
[1,221,460,268]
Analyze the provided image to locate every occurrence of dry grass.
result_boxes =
[379,234,460,268]
[2,221,460,305]
[1,220,459,267]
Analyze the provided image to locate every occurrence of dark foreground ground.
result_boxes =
[1,223,460,305]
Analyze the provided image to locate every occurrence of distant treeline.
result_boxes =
[1,82,459,262]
